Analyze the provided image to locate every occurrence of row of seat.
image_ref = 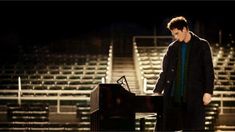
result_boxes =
[0,122,80,131]
[1,66,107,72]
[7,103,49,122]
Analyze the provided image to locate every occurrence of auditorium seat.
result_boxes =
[7,103,49,122]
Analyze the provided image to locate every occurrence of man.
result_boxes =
[153,16,214,131]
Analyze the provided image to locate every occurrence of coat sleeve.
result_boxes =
[202,40,215,95]
[153,46,171,94]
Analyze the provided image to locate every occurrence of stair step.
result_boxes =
[113,66,135,69]
[113,69,134,71]
[112,57,140,94]
[112,75,136,78]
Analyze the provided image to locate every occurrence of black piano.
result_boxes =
[90,84,163,131]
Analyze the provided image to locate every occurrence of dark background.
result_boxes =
[0,1,235,55]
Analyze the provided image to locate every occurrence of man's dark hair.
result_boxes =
[167,16,189,31]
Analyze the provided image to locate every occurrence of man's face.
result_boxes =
[170,27,187,42]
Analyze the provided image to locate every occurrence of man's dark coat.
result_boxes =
[153,32,214,130]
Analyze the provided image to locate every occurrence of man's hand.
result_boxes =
[203,93,212,105]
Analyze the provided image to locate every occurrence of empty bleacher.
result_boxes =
[0,44,113,131]
[0,49,111,101]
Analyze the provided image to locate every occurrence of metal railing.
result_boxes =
[133,42,144,94]
[212,91,235,114]
[132,35,173,46]
[106,44,113,83]
[0,89,91,113]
